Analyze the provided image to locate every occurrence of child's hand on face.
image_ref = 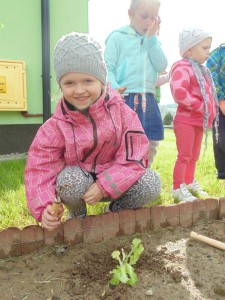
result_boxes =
[147,16,161,38]
[41,204,63,231]
[82,183,104,205]
[116,86,127,95]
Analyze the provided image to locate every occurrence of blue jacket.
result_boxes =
[104,25,168,94]
[206,44,225,101]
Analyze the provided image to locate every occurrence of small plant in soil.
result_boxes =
[109,238,144,286]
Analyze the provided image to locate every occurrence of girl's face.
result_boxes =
[128,0,160,36]
[60,72,103,110]
[187,37,212,64]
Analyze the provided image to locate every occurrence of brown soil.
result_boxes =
[0,219,225,300]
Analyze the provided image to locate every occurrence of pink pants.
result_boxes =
[173,121,203,189]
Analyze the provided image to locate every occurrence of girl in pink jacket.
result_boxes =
[25,32,161,231]
[170,28,218,202]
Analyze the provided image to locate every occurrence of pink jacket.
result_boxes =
[25,85,149,221]
[170,59,217,128]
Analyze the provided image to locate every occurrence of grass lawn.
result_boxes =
[0,129,224,230]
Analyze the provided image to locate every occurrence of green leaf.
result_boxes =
[0,23,4,28]
[111,250,122,265]
[129,244,144,265]
[109,265,129,285]
[125,264,138,286]
[127,239,144,265]
[119,265,129,283]
[109,268,121,286]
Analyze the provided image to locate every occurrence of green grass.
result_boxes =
[0,129,223,230]
[0,160,37,230]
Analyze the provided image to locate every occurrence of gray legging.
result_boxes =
[56,166,161,217]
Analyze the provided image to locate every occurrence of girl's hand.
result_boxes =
[147,16,161,38]
[82,183,104,205]
[41,204,63,231]
[116,86,127,95]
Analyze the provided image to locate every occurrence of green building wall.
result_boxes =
[0,0,89,154]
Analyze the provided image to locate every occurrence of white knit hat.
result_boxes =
[179,27,211,57]
[54,32,107,84]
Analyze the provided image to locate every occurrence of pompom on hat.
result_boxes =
[179,27,212,57]
[54,32,107,85]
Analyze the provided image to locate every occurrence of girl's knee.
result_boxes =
[141,169,161,198]
[56,166,94,206]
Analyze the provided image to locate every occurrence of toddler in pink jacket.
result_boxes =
[170,27,218,202]
[25,32,161,231]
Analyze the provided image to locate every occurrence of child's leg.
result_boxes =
[109,169,161,212]
[56,166,94,217]
[185,126,203,185]
[213,112,225,179]
[173,122,197,189]
[148,140,159,167]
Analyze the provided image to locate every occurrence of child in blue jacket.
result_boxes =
[206,44,225,181]
[104,0,168,166]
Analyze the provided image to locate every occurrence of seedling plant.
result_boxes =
[109,238,144,286]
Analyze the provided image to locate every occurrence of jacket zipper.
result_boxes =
[140,37,144,91]
[92,141,106,173]
[81,114,98,163]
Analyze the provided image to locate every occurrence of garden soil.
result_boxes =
[0,219,225,300]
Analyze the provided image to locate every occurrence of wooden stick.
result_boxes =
[190,231,225,251]
[52,197,61,216]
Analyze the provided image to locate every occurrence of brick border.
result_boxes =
[0,198,225,259]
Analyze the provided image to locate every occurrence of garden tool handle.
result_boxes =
[190,231,225,251]
[53,198,61,216]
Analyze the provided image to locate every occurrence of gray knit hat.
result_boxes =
[54,32,107,85]
[179,27,211,57]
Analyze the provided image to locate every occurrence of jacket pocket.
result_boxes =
[125,130,147,166]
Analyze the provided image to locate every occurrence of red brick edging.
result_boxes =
[0,198,225,259]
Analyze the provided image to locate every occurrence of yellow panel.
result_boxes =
[0,60,27,111]
[0,76,7,93]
